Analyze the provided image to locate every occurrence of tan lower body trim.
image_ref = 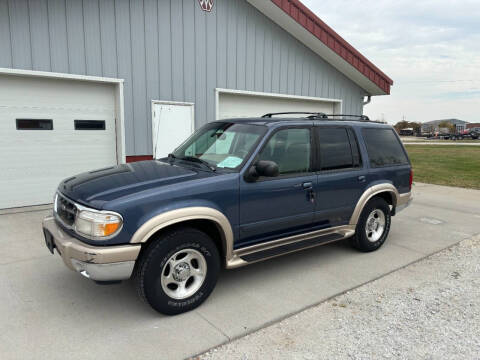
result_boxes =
[397,191,412,206]
[349,184,400,226]
[43,217,141,271]
[226,225,355,269]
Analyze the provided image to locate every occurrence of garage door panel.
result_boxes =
[0,75,118,209]
[218,92,337,119]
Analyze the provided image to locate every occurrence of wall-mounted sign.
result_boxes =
[198,0,214,12]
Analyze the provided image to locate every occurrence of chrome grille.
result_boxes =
[55,193,77,227]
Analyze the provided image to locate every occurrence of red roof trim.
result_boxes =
[271,0,393,94]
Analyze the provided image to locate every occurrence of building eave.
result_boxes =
[247,0,393,96]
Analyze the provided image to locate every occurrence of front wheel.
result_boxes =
[350,197,391,252]
[134,227,220,315]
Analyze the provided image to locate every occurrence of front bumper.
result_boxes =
[42,216,141,281]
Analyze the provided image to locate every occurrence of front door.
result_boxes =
[238,127,316,248]
[152,101,194,159]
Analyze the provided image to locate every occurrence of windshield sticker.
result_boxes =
[217,156,243,168]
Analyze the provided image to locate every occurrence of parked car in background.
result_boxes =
[399,128,415,136]
[43,113,413,315]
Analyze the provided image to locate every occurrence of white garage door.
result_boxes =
[0,74,118,209]
[217,91,338,119]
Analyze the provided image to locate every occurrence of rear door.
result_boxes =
[314,126,367,228]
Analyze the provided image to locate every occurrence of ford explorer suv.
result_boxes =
[42,113,412,315]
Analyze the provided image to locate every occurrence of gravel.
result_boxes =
[198,235,480,360]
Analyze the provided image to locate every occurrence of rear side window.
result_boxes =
[317,127,361,171]
[362,128,408,167]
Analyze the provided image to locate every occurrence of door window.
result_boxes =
[16,119,53,130]
[317,127,361,171]
[258,128,311,175]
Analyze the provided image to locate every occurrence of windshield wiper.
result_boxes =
[180,156,216,171]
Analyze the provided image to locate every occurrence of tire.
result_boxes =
[134,227,220,315]
[350,197,391,252]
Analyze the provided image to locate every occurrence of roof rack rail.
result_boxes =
[321,114,371,121]
[260,112,373,122]
[261,112,327,118]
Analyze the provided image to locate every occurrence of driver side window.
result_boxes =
[258,128,311,175]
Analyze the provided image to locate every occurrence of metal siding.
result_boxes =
[170,0,184,102]
[226,0,237,90]
[2,0,365,156]
[114,0,134,153]
[216,0,227,89]
[65,0,86,75]
[253,10,264,92]
[98,0,118,77]
[158,0,172,100]
[8,0,32,69]
[130,0,148,155]
[183,0,196,103]
[144,0,160,153]
[47,0,69,73]
[205,1,217,125]
[0,0,13,67]
[83,0,103,76]
[244,4,255,91]
[194,3,207,126]
[28,0,51,71]
[263,22,273,93]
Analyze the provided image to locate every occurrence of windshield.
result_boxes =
[172,122,266,170]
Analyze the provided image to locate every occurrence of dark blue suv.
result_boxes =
[43,113,412,315]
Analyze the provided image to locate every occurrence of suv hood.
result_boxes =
[58,160,215,207]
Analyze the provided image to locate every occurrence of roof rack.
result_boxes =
[261,112,327,118]
[261,112,371,122]
[322,114,371,121]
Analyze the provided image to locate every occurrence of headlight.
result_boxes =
[74,210,123,239]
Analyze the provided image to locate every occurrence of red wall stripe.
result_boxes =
[126,155,153,163]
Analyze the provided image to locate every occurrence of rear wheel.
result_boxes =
[350,197,391,252]
[134,227,220,315]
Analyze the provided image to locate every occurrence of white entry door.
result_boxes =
[152,102,195,159]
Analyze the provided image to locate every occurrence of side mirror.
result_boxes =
[245,160,279,182]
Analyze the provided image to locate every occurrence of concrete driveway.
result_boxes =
[1,183,479,360]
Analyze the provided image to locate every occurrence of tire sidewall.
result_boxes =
[356,198,391,251]
[141,228,220,315]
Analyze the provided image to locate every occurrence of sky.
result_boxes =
[301,0,480,124]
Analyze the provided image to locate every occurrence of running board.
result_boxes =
[226,225,355,269]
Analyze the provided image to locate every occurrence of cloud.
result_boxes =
[301,0,480,123]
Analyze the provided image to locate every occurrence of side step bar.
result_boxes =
[226,225,355,268]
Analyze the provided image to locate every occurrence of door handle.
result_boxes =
[302,182,313,190]
[358,176,366,182]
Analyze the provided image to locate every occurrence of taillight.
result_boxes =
[409,169,413,190]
